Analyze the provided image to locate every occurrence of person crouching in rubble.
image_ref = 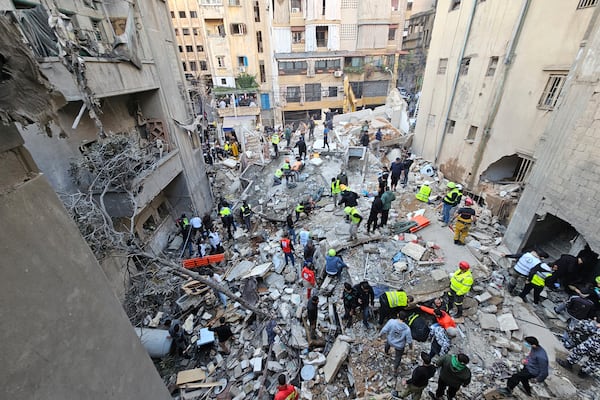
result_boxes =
[428,324,456,360]
[209,317,233,355]
[165,319,188,357]
[378,290,414,326]
[342,282,358,328]
[325,248,347,277]
[208,227,224,254]
[499,336,548,397]
[273,168,284,186]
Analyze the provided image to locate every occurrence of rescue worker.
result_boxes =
[223,141,231,156]
[303,239,316,265]
[503,249,549,295]
[230,140,239,158]
[415,181,432,203]
[342,282,358,328]
[344,206,363,240]
[219,205,234,239]
[273,168,284,186]
[325,248,348,277]
[558,319,600,377]
[284,124,292,148]
[441,182,462,226]
[331,177,341,206]
[296,228,311,247]
[390,157,403,191]
[176,214,190,235]
[448,261,473,318]
[353,281,375,329]
[239,200,252,232]
[282,158,293,183]
[366,194,383,234]
[295,135,307,159]
[378,166,390,194]
[519,262,558,304]
[499,336,548,397]
[301,262,316,299]
[307,295,319,339]
[295,201,308,222]
[339,185,359,207]
[379,311,413,374]
[280,233,295,269]
[380,186,396,227]
[271,131,280,158]
[430,353,471,400]
[274,374,299,400]
[453,197,476,245]
[401,153,414,187]
[378,290,414,326]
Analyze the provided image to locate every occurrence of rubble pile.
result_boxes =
[125,116,599,400]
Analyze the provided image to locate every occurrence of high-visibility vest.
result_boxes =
[241,206,251,217]
[178,217,190,228]
[272,134,280,144]
[302,267,316,286]
[350,209,361,224]
[416,185,431,202]
[531,264,553,287]
[219,207,231,217]
[295,204,305,213]
[224,143,230,151]
[281,238,292,253]
[450,269,473,296]
[275,169,283,178]
[514,252,541,276]
[444,188,461,206]
[385,291,408,308]
[282,162,291,170]
[331,179,341,194]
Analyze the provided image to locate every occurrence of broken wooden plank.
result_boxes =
[176,368,207,386]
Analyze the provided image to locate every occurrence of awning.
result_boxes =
[222,115,256,130]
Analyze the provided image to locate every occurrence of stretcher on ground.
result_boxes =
[182,253,225,269]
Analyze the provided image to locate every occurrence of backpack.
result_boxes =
[566,296,595,320]
[408,313,430,342]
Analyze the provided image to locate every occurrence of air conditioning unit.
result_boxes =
[333,70,343,78]
[291,7,300,13]
[238,66,246,72]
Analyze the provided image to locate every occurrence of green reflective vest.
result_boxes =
[275,169,283,178]
[385,291,408,308]
[271,134,280,144]
[331,179,341,194]
[450,269,473,296]
[416,185,431,202]
[295,204,305,213]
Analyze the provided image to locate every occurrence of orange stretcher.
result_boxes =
[182,253,225,269]
[409,215,431,233]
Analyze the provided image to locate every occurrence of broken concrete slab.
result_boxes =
[479,313,499,330]
[241,262,272,280]
[401,242,427,261]
[323,338,350,383]
[226,260,256,282]
[474,292,492,303]
[497,313,519,331]
[430,269,448,281]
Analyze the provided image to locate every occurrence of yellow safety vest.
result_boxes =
[275,169,283,178]
[295,204,305,213]
[444,188,461,205]
[331,179,341,194]
[385,291,408,308]
[219,207,231,217]
[350,209,361,224]
[224,143,230,151]
[415,185,431,202]
[241,206,251,217]
[272,134,280,144]
[282,163,291,170]
[450,269,473,296]
[531,267,553,287]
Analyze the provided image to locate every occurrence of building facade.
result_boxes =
[271,0,407,124]
[7,0,212,262]
[504,3,600,255]
[413,0,596,192]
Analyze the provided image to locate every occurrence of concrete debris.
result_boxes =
[323,338,350,383]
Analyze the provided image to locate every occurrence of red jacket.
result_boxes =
[280,238,293,254]
[274,384,299,400]
[301,266,316,286]
[419,305,456,329]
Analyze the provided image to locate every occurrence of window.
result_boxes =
[514,155,534,182]
[254,1,261,21]
[182,62,187,72]
[577,0,598,9]
[437,58,448,74]
[186,45,193,52]
[190,11,198,18]
[182,28,190,35]
[256,31,264,53]
[316,26,328,47]
[305,84,321,102]
[279,61,308,74]
[230,23,247,35]
[350,81,363,97]
[459,57,470,75]
[388,27,397,41]
[341,0,358,8]
[363,80,389,97]
[179,11,186,18]
[174,28,179,35]
[291,0,302,12]
[322,0,326,15]
[345,57,364,68]
[217,56,225,68]
[538,74,567,110]
[446,119,456,134]
[193,28,199,35]
[201,0,222,4]
[292,30,305,44]
[200,61,207,71]
[486,56,498,76]
[286,86,301,102]
[328,86,338,97]
[178,45,183,52]
[170,11,175,18]
[229,0,241,5]
[259,61,266,83]
[196,45,204,52]
[315,59,340,71]
[466,125,477,141]
[450,0,461,11]
[189,61,197,71]
[221,78,227,85]
[391,0,399,11]
[406,1,412,11]
[217,25,226,37]
[238,56,248,67]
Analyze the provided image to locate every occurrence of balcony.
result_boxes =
[134,150,183,213]
[217,105,260,117]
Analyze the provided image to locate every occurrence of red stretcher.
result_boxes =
[409,215,431,233]
[182,253,225,269]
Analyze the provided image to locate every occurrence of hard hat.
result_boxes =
[344,206,352,214]
[595,276,600,285]
[340,184,348,191]
[446,327,458,337]
[458,261,470,270]
[447,182,456,189]
[328,249,336,256]
[464,197,474,206]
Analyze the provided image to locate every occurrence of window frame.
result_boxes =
[459,57,471,75]
[230,23,247,35]
[437,58,448,74]
[486,56,499,77]
[537,73,567,110]
[305,83,322,102]
[286,86,302,102]
[577,0,598,9]
[216,56,226,68]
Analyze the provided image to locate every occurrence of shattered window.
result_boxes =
[459,57,470,75]
[538,73,567,110]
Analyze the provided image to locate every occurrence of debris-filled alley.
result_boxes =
[130,107,600,400]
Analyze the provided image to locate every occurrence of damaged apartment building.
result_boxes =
[413,0,600,257]
[2,0,213,290]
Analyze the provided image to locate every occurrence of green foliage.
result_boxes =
[235,72,259,89]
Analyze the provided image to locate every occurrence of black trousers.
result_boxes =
[507,367,535,393]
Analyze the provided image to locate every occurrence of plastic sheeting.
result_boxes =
[13,5,58,57]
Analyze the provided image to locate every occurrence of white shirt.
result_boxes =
[209,232,221,247]
[190,217,202,229]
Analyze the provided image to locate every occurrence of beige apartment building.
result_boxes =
[413,0,597,191]
[169,0,276,127]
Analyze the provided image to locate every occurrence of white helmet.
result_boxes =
[423,181,431,185]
